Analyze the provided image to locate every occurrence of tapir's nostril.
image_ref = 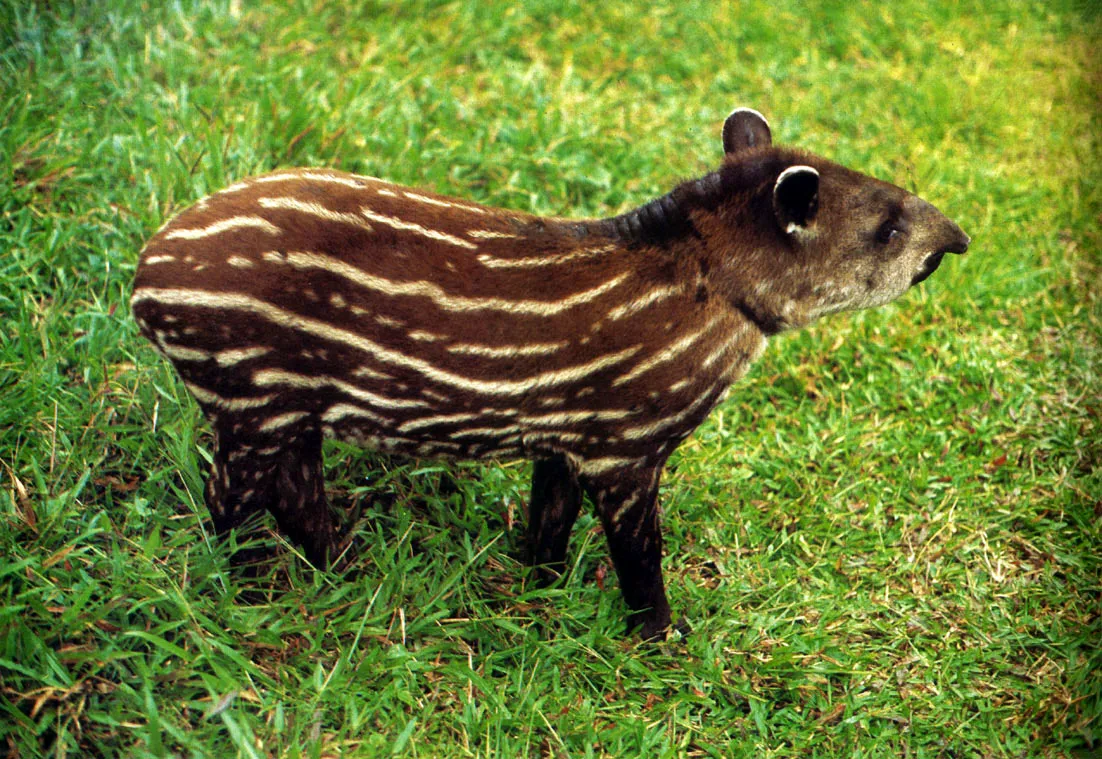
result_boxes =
[941,232,970,255]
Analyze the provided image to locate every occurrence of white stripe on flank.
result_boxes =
[281,250,631,316]
[606,284,684,321]
[252,369,429,409]
[143,254,176,265]
[360,207,478,249]
[162,344,212,362]
[447,341,568,358]
[259,411,310,432]
[227,256,254,268]
[165,216,281,240]
[449,426,523,439]
[136,288,639,396]
[467,229,520,240]
[421,388,451,404]
[183,382,275,410]
[131,288,642,396]
[258,196,374,231]
[322,403,388,424]
[353,365,393,381]
[612,314,726,387]
[521,431,586,445]
[215,346,271,366]
[477,244,616,269]
[579,457,638,476]
[374,315,403,329]
[520,409,635,427]
[409,330,445,342]
[398,413,482,433]
[402,191,487,215]
[620,385,720,441]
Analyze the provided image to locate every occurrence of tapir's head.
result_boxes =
[706,108,970,331]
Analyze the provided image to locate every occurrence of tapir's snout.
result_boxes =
[911,219,970,286]
[939,225,971,255]
[908,199,970,286]
[912,196,971,257]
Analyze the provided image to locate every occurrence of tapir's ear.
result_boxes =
[722,107,772,154]
[773,165,819,234]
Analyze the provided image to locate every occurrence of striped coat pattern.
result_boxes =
[132,109,969,638]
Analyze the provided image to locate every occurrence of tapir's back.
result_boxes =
[131,169,750,464]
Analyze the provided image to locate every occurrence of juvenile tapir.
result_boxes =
[131,108,969,639]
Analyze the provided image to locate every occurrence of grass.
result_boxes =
[0,0,1098,756]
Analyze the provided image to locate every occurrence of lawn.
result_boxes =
[1,0,1098,756]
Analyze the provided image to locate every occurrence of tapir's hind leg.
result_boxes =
[205,426,276,552]
[266,429,338,567]
[206,424,338,568]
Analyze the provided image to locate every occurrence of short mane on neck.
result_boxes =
[601,188,694,247]
[592,151,787,249]
[598,161,771,248]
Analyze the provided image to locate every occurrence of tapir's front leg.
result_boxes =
[580,460,673,640]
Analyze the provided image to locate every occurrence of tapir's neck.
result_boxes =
[696,216,816,336]
[581,166,813,338]
[595,181,710,248]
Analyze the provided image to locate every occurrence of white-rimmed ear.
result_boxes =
[774,165,819,234]
[722,107,772,154]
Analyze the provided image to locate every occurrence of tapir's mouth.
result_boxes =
[910,250,946,286]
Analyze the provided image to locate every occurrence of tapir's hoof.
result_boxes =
[634,612,689,642]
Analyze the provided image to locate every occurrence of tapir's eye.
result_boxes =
[875,219,901,245]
